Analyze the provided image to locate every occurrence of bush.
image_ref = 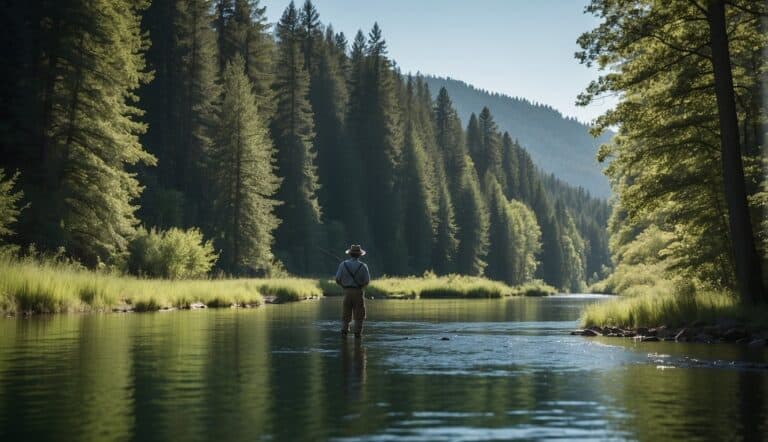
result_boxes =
[0,169,23,254]
[128,227,217,279]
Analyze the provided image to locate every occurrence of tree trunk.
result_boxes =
[706,0,765,304]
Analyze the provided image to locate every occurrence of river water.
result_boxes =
[0,295,766,441]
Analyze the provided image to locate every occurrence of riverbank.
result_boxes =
[0,257,321,314]
[578,290,768,346]
[0,258,557,315]
[571,325,768,347]
[319,275,556,299]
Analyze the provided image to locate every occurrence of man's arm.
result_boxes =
[360,264,371,287]
[335,263,343,286]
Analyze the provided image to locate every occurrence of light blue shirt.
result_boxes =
[335,258,371,288]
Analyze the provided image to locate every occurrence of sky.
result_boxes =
[259,0,618,124]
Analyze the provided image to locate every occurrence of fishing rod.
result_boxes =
[316,246,343,263]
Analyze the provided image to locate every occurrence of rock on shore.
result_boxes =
[570,325,768,346]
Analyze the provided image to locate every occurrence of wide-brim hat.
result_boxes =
[345,244,366,256]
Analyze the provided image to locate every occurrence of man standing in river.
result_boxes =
[335,244,371,338]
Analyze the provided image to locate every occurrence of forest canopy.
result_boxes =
[0,0,611,291]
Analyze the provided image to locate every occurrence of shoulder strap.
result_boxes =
[343,261,362,287]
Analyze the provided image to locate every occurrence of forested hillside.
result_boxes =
[423,76,613,198]
[0,0,610,291]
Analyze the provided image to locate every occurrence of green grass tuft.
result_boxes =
[255,278,323,302]
[320,274,552,299]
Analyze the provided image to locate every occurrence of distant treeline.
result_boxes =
[0,0,610,291]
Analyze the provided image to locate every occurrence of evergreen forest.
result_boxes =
[0,0,610,291]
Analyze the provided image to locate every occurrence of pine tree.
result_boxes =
[401,82,437,273]
[465,113,482,176]
[210,56,281,273]
[531,183,562,288]
[30,0,156,265]
[431,179,459,274]
[484,174,517,284]
[271,2,322,273]
[310,27,352,229]
[138,0,219,230]
[214,0,235,73]
[299,0,320,75]
[454,159,489,275]
[348,23,406,274]
[135,0,182,228]
[221,0,276,119]
[477,107,503,185]
[501,132,520,200]
[420,85,460,274]
[175,0,219,227]
[434,87,467,194]
[338,29,375,254]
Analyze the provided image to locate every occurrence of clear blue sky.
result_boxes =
[259,0,617,124]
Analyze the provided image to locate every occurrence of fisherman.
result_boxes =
[335,244,371,338]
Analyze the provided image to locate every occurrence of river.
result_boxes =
[0,295,766,441]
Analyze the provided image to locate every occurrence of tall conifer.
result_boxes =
[210,56,281,273]
[221,0,276,119]
[271,2,322,273]
[454,159,489,275]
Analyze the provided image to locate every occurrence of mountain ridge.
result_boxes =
[423,75,613,198]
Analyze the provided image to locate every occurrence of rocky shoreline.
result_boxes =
[571,324,768,347]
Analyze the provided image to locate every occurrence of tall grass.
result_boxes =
[0,257,320,314]
[320,274,556,299]
[583,256,768,328]
[255,278,322,303]
[0,256,555,315]
[579,289,768,328]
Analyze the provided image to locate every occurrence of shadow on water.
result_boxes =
[0,296,766,441]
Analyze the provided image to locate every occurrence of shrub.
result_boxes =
[128,227,217,279]
[0,169,23,254]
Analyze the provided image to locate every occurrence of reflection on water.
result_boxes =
[341,339,367,403]
[0,296,766,441]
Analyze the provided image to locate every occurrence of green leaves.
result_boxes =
[128,226,217,279]
[579,0,767,294]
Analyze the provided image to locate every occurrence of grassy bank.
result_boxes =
[0,257,558,315]
[580,289,768,328]
[0,258,321,314]
[320,275,556,299]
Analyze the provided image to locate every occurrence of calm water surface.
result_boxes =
[0,295,766,441]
